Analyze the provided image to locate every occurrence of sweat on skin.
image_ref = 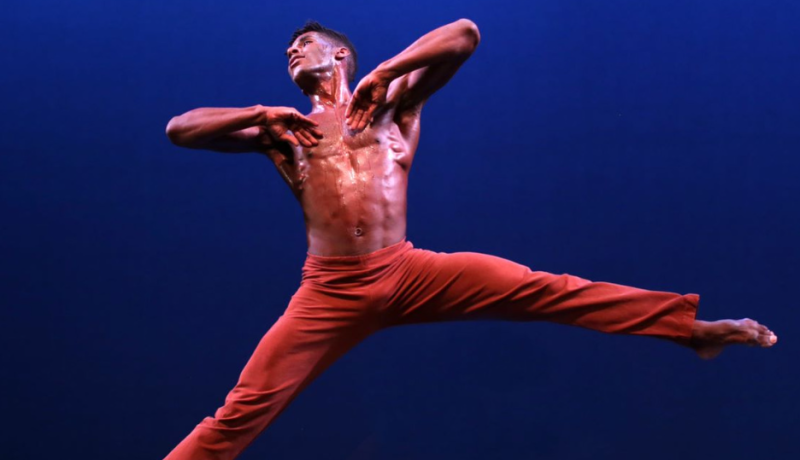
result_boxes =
[162,18,778,460]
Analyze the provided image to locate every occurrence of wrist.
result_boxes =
[373,62,401,83]
[254,104,271,125]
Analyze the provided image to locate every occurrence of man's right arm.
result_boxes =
[165,105,321,153]
[165,105,270,153]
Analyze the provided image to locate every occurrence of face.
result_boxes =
[286,32,346,85]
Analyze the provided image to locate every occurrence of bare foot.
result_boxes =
[689,318,778,360]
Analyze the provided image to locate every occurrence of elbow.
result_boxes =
[455,18,481,54]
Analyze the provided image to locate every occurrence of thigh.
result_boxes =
[203,284,378,435]
[164,284,380,460]
[384,247,697,346]
[386,248,553,324]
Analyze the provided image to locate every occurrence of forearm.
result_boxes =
[373,19,480,81]
[165,105,266,147]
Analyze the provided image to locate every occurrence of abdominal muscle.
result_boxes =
[263,106,416,257]
[281,121,412,257]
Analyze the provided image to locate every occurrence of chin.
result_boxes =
[291,66,309,80]
[292,68,320,87]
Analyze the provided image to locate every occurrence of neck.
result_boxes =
[302,68,351,112]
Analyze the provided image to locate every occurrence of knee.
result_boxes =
[542,272,593,295]
[209,400,262,429]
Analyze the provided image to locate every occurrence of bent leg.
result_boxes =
[164,286,377,460]
[386,248,699,346]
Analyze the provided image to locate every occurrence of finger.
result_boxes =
[346,109,358,130]
[279,132,299,147]
[292,112,319,127]
[351,93,370,127]
[297,124,322,138]
[292,130,310,147]
[345,95,360,121]
[349,111,361,131]
[299,129,320,145]
[299,120,323,138]
[347,86,366,118]
[346,108,357,129]
[362,102,376,129]
[347,104,362,129]
[299,136,314,148]
[285,108,306,123]
[353,106,367,131]
[296,130,317,147]
[345,97,357,119]
[298,117,321,129]
[300,129,319,147]
[364,104,378,127]
[308,126,324,138]
[358,105,373,131]
[353,109,365,130]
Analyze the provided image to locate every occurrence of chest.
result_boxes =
[293,110,409,163]
[267,108,415,192]
[305,112,381,156]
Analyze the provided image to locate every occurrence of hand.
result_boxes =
[345,72,390,131]
[263,106,323,148]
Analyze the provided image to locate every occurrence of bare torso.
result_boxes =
[265,103,421,256]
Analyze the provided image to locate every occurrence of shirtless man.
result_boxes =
[163,19,778,460]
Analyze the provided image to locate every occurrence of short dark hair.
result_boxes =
[289,20,358,84]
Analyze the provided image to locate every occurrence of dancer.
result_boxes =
[163,19,778,460]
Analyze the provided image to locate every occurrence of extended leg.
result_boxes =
[384,247,778,356]
[385,248,699,346]
[164,286,377,460]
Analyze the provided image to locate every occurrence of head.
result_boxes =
[286,20,358,88]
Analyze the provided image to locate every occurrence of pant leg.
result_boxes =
[164,283,378,460]
[383,248,699,347]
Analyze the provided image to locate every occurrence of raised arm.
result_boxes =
[345,19,480,131]
[165,105,322,153]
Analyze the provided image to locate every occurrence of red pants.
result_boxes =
[164,238,699,460]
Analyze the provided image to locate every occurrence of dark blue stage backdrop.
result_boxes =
[2,1,798,459]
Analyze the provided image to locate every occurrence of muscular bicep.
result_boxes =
[394,58,470,110]
[384,59,468,139]
[194,126,274,154]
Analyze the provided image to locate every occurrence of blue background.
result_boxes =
[2,1,798,459]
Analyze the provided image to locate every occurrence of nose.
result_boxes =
[287,46,300,59]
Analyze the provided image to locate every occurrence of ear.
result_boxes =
[334,47,350,61]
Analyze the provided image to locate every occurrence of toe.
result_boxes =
[758,332,778,347]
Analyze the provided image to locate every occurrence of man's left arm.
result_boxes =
[345,19,481,131]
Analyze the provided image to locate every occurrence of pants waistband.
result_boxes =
[303,238,413,271]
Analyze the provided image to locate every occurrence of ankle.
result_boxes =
[689,320,708,346]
